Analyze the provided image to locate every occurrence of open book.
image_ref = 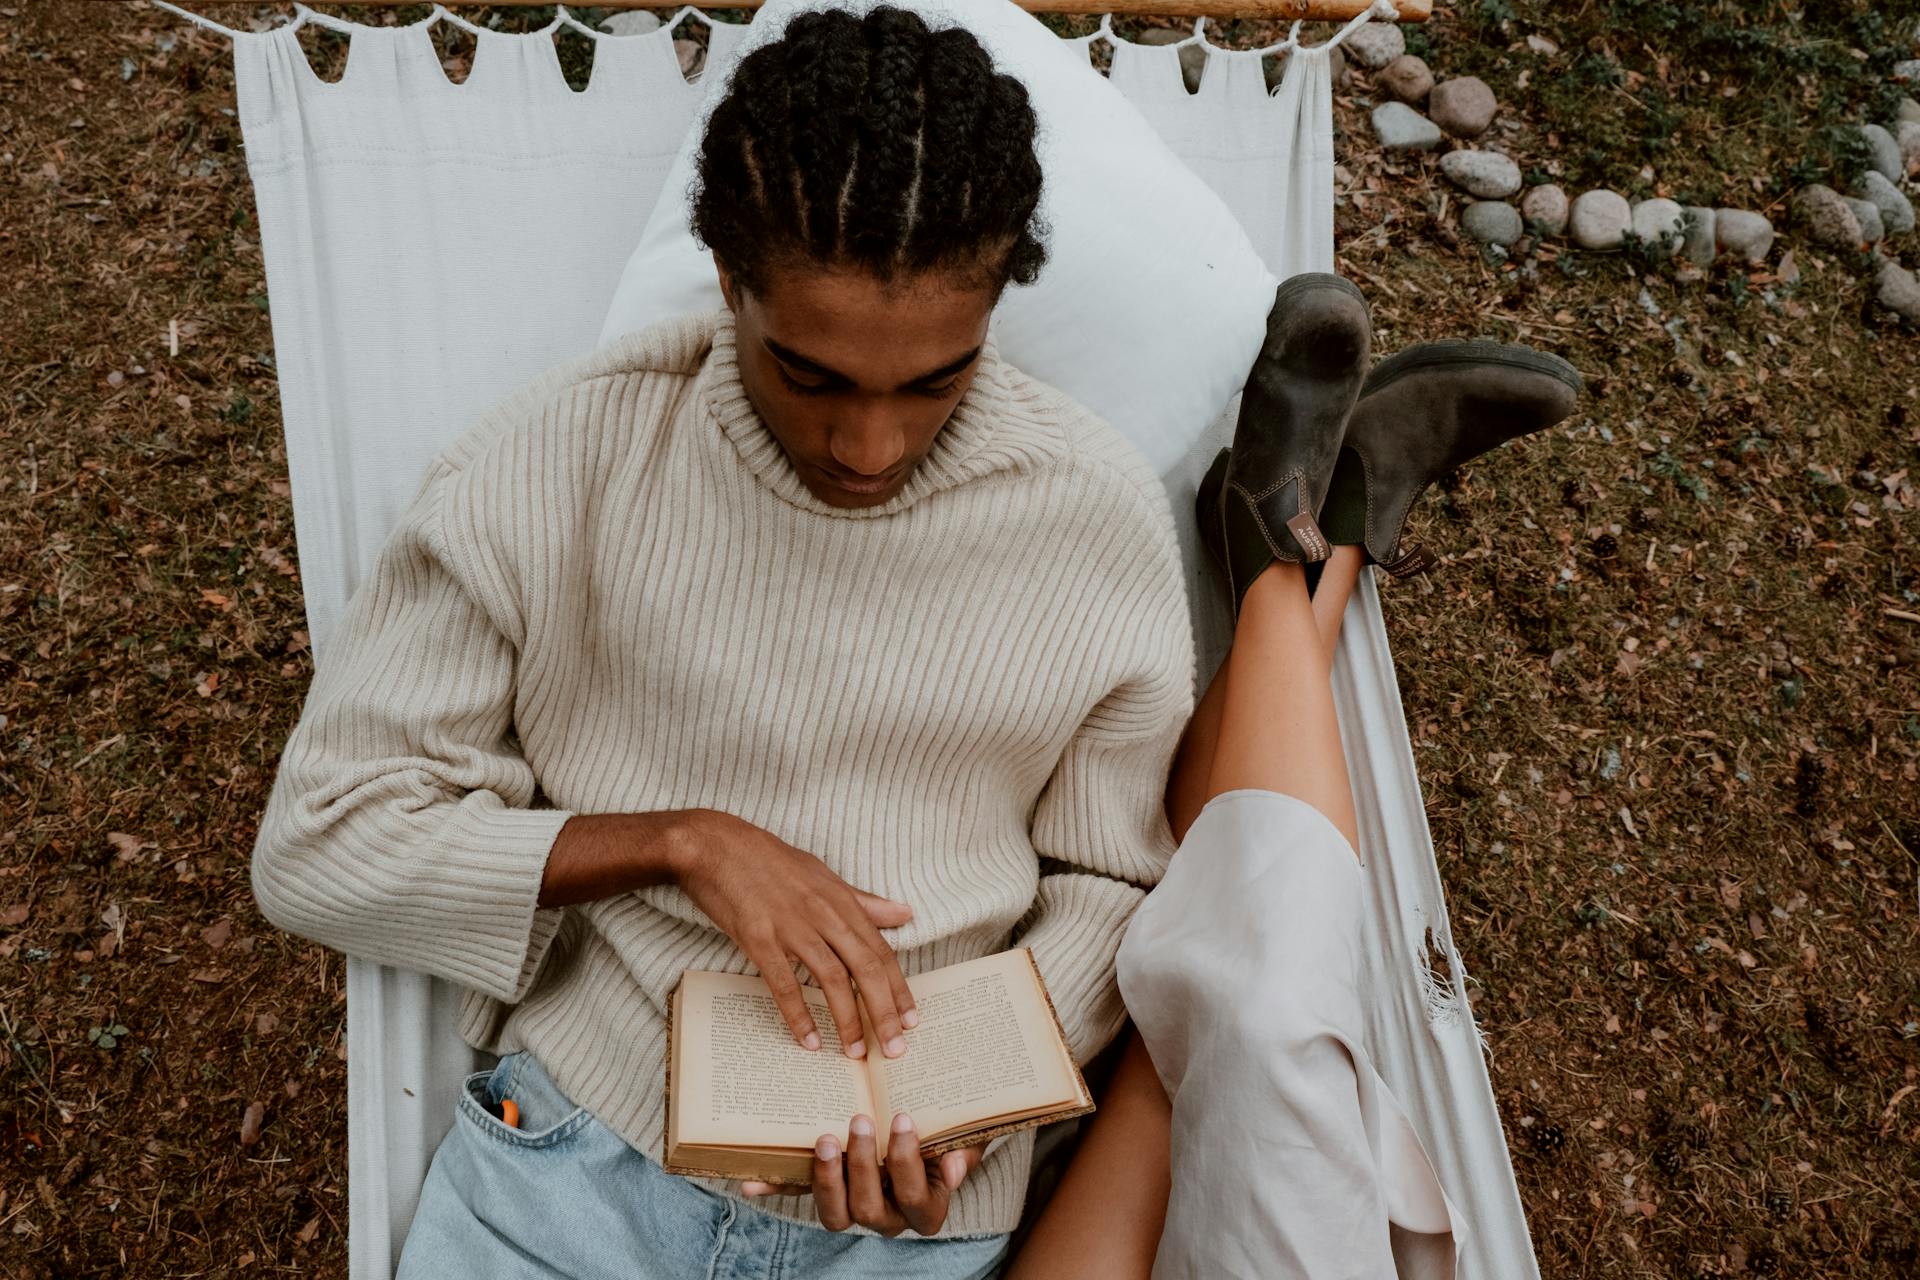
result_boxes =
[665,948,1095,1185]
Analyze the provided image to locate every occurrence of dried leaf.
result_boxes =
[107,832,147,861]
[1,902,28,928]
[239,1100,265,1147]
[201,918,232,950]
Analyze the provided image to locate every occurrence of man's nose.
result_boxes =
[826,412,909,477]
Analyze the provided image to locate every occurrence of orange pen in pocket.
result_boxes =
[500,1098,519,1129]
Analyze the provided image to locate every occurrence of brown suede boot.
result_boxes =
[1209,272,1373,617]
[1314,339,1583,580]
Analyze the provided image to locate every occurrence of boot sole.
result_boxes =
[1363,339,1584,398]
[1271,270,1369,316]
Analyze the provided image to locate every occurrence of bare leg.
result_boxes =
[1007,552,1367,1279]
[1206,554,1361,851]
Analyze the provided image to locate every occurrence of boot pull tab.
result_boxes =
[1381,543,1433,579]
[1285,514,1332,562]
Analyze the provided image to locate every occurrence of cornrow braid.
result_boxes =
[690,4,1049,301]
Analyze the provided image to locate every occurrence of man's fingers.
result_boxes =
[886,1112,946,1236]
[746,943,820,1051]
[792,938,866,1059]
[844,1114,907,1236]
[938,1142,987,1191]
[821,915,907,1057]
[850,887,914,929]
[812,1134,851,1230]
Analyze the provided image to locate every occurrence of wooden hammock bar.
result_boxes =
[286,2,1433,21]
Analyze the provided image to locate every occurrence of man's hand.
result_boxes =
[739,1113,988,1237]
[669,809,920,1059]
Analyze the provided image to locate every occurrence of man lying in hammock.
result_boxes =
[250,7,1575,1278]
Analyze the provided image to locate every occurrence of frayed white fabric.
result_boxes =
[1117,790,1460,1279]
[168,2,1535,1277]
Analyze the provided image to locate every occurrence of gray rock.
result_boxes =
[1462,200,1524,247]
[1877,257,1920,324]
[1371,102,1443,152]
[674,37,704,80]
[1440,149,1523,199]
[1894,120,1920,177]
[1137,27,1207,95]
[1681,206,1717,266]
[1429,76,1498,139]
[1630,197,1686,253]
[1853,170,1916,235]
[1898,97,1920,125]
[1521,184,1569,235]
[1715,208,1775,263]
[1843,196,1886,244]
[1895,59,1920,85]
[1569,189,1631,249]
[1343,22,1404,70]
[1857,123,1904,182]
[1791,184,1863,250]
[601,10,661,34]
[1377,54,1434,104]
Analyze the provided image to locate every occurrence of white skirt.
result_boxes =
[1115,789,1462,1280]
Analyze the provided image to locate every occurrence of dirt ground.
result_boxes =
[3,3,1917,1277]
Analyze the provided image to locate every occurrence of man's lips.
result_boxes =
[817,463,907,495]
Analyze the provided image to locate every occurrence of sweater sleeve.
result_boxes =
[249,470,574,1005]
[1012,499,1196,1068]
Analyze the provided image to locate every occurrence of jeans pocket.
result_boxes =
[455,1053,595,1151]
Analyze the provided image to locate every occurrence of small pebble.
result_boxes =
[1856,123,1904,183]
[1429,76,1497,139]
[1461,200,1523,248]
[1842,195,1885,245]
[675,38,704,80]
[1376,54,1433,104]
[1876,257,1920,324]
[1714,208,1775,263]
[1520,184,1569,235]
[1893,120,1920,177]
[1342,22,1404,70]
[1852,170,1915,236]
[1789,184,1862,251]
[1630,198,1685,254]
[1440,149,1522,199]
[1370,101,1442,152]
[1569,189,1631,250]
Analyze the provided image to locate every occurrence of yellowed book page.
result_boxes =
[675,971,876,1147]
[870,950,1077,1139]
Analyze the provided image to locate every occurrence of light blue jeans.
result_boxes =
[395,1049,1013,1280]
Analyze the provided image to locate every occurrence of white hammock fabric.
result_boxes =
[166,3,1536,1276]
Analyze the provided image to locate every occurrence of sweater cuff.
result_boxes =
[1014,872,1146,1066]
[439,802,575,1004]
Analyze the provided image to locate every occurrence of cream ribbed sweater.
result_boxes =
[250,304,1196,1238]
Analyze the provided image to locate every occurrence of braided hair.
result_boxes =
[690,5,1049,302]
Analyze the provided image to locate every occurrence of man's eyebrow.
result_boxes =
[762,336,982,389]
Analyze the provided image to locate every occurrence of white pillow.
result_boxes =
[596,0,1277,479]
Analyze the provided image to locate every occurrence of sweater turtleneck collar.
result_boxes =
[698,302,1033,520]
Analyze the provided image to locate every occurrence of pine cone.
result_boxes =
[1527,1122,1566,1156]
